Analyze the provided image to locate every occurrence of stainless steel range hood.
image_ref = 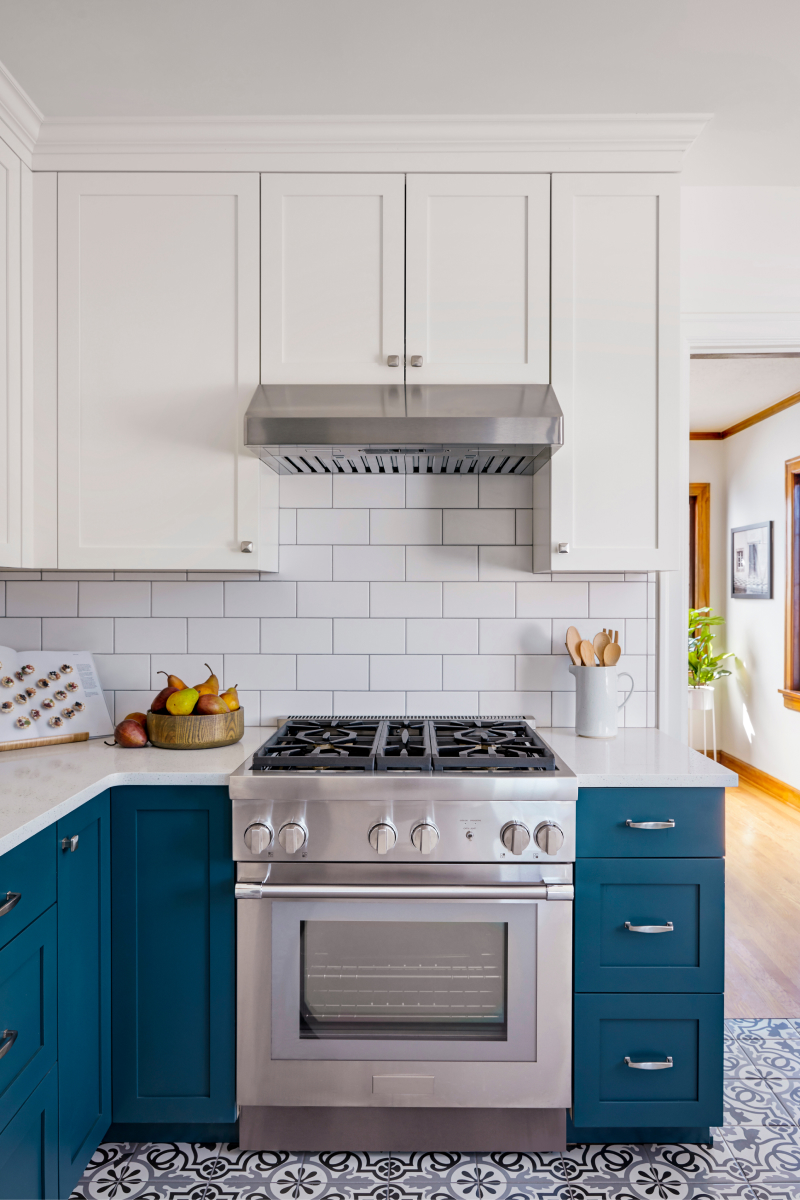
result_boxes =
[245,384,563,475]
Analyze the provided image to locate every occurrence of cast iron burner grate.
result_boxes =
[251,717,556,772]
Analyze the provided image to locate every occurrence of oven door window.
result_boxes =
[300,920,507,1041]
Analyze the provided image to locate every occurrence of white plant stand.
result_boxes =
[688,684,716,761]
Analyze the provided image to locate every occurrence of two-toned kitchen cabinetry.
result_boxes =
[570,788,725,1143]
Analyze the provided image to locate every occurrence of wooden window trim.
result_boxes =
[689,482,710,610]
[782,455,800,711]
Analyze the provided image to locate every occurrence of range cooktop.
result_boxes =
[250,716,557,773]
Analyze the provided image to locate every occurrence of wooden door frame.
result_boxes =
[781,456,800,711]
[689,482,711,610]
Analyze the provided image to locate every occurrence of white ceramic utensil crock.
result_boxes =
[568,664,634,738]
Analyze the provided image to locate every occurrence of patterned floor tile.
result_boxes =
[727,1019,800,1039]
[737,1034,800,1052]
[69,1142,139,1200]
[744,1185,800,1200]
[740,1042,800,1079]
[647,1137,751,1189]
[559,1144,648,1189]
[721,1124,800,1184]
[764,1077,800,1125]
[723,1079,797,1128]
[726,1040,771,1079]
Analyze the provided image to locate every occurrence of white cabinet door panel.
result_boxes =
[550,174,679,571]
[0,139,21,568]
[261,173,405,383]
[406,174,550,384]
[58,173,260,570]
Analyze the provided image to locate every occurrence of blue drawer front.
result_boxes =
[0,827,56,952]
[0,906,57,1133]
[575,858,724,992]
[0,1065,58,1200]
[573,993,723,1128]
[577,788,725,858]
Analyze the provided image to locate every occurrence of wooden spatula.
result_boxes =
[565,626,583,665]
[579,639,596,666]
[594,631,611,665]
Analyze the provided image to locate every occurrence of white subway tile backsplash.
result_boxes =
[280,474,331,508]
[617,654,647,692]
[43,571,115,581]
[113,692,156,723]
[444,509,514,545]
[624,619,648,656]
[0,617,42,649]
[478,546,532,581]
[276,545,333,581]
[260,691,333,720]
[479,692,552,724]
[149,655,224,690]
[7,581,77,617]
[298,655,368,690]
[443,656,514,691]
[647,692,657,725]
[223,654,295,691]
[479,474,532,508]
[93,654,151,690]
[407,545,477,582]
[238,691,261,726]
[333,475,404,508]
[405,475,477,508]
[479,619,551,655]
[0,572,41,580]
[279,509,297,544]
[297,509,369,545]
[406,692,478,715]
[407,619,477,654]
[589,581,648,619]
[225,581,296,617]
[370,582,442,617]
[334,545,404,582]
[151,582,222,617]
[370,509,442,545]
[516,655,575,691]
[43,617,114,653]
[114,571,186,581]
[334,619,405,654]
[623,690,648,728]
[298,583,370,618]
[334,691,406,715]
[442,583,514,618]
[186,572,260,581]
[79,581,151,617]
[187,618,259,654]
[370,655,441,690]
[518,582,588,618]
[551,691,576,727]
[551,618,598,655]
[261,618,332,654]
[515,509,533,545]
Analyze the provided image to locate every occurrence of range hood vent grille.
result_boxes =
[268,448,542,476]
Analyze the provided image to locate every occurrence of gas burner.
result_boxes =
[252,718,382,771]
[431,719,556,771]
[377,718,432,770]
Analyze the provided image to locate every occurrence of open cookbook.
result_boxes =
[0,645,113,748]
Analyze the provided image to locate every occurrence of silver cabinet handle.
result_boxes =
[409,355,423,367]
[625,1056,673,1070]
[0,892,21,917]
[235,882,573,901]
[387,355,400,367]
[0,1029,18,1060]
[61,835,79,853]
[557,542,570,554]
[625,921,674,933]
[626,819,675,830]
[241,540,254,553]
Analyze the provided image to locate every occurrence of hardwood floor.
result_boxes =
[726,781,800,1016]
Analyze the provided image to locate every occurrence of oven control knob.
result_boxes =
[278,822,306,853]
[500,821,531,855]
[534,821,565,855]
[368,823,397,855]
[411,822,439,854]
[243,822,273,853]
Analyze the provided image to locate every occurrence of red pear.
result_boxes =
[150,686,178,712]
[113,719,148,748]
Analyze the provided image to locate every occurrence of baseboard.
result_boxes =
[567,1118,711,1146]
[106,1122,239,1143]
[718,750,800,811]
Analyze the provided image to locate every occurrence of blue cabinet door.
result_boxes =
[111,786,235,1125]
[0,827,57,953]
[0,1065,59,1200]
[57,791,111,1198]
[574,858,724,993]
[0,906,57,1134]
[577,788,725,858]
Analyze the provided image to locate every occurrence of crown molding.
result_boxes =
[30,112,712,172]
[682,312,800,355]
[0,60,43,165]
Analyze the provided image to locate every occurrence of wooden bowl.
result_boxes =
[146,706,245,750]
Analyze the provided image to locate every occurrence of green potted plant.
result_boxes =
[688,607,733,689]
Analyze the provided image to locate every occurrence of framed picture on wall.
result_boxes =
[731,521,773,599]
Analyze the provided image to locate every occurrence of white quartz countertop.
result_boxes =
[0,725,736,857]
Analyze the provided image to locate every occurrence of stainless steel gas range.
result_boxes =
[230,716,577,1152]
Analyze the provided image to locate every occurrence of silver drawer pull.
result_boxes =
[61,835,79,853]
[626,819,675,830]
[0,891,21,917]
[625,921,674,934]
[625,1056,673,1070]
[0,1029,18,1060]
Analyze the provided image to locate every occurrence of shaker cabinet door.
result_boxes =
[261,173,405,384]
[57,173,261,569]
[0,138,22,569]
[405,174,550,384]
[549,174,679,571]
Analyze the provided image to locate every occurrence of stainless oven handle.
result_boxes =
[235,882,573,901]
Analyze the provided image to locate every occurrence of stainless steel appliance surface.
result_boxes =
[231,716,576,1144]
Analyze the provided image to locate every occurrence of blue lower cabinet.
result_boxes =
[57,791,111,1198]
[573,992,723,1129]
[0,906,57,1135]
[0,1065,59,1200]
[0,827,57,953]
[574,858,724,993]
[577,788,725,858]
[111,786,236,1127]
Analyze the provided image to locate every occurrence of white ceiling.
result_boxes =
[0,0,799,184]
[689,357,800,432]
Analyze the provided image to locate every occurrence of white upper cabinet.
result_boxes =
[0,139,22,568]
[405,174,550,384]
[549,174,679,571]
[57,173,261,570]
[261,173,405,383]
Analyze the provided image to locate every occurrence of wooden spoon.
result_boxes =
[612,629,619,644]
[604,641,622,666]
[565,626,583,665]
[593,631,611,666]
[579,639,596,666]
